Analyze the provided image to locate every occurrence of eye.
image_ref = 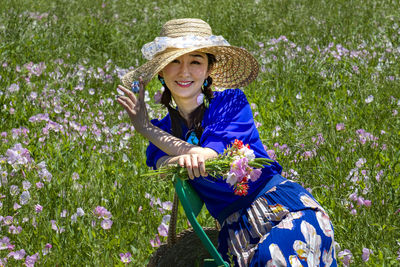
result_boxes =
[171,59,180,63]
[191,60,201,65]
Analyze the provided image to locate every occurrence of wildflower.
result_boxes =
[338,249,353,266]
[234,182,249,196]
[10,185,20,196]
[101,219,113,230]
[0,237,11,250]
[20,191,31,205]
[8,83,20,93]
[336,123,345,131]
[119,252,132,264]
[93,206,112,219]
[355,158,366,168]
[150,235,161,247]
[60,210,67,217]
[363,200,372,207]
[25,253,39,267]
[36,182,44,188]
[365,95,374,103]
[8,249,26,260]
[362,248,373,262]
[71,214,78,223]
[42,243,52,255]
[8,225,22,234]
[13,203,21,210]
[3,216,13,225]
[22,181,31,190]
[157,222,168,237]
[161,201,172,211]
[6,143,32,167]
[72,172,79,180]
[266,149,276,160]
[50,220,65,233]
[76,208,85,216]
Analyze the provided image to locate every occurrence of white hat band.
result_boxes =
[142,35,230,60]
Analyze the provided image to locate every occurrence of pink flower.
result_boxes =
[150,235,161,247]
[0,237,11,250]
[119,252,132,264]
[25,253,39,267]
[101,219,113,230]
[338,249,353,266]
[93,206,112,219]
[266,149,276,160]
[35,204,43,213]
[336,123,345,131]
[364,200,372,207]
[42,243,52,255]
[8,249,26,260]
[230,157,249,182]
[157,222,168,237]
[362,248,373,262]
[249,168,262,182]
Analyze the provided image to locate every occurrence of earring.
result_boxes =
[159,77,165,85]
[203,79,208,87]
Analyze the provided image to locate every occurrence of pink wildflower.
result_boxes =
[42,243,52,255]
[338,249,353,266]
[157,222,168,237]
[119,252,132,264]
[362,248,373,262]
[8,249,26,260]
[336,123,345,131]
[101,219,113,230]
[150,235,161,247]
[93,206,112,219]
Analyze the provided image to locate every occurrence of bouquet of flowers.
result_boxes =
[144,139,273,196]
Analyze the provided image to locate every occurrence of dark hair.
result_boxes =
[159,53,216,142]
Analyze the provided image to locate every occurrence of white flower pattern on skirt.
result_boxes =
[292,221,322,266]
[267,244,287,267]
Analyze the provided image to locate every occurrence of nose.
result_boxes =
[178,61,189,77]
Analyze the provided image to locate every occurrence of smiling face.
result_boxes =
[159,52,210,104]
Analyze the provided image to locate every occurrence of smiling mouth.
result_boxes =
[176,81,193,87]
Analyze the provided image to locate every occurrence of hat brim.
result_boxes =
[121,45,259,89]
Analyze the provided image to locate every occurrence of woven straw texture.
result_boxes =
[121,18,259,89]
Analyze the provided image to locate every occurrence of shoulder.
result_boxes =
[209,89,248,110]
[212,88,247,101]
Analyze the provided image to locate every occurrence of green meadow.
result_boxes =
[0,0,399,265]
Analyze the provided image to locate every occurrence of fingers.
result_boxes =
[178,154,207,180]
[138,77,145,105]
[117,85,138,105]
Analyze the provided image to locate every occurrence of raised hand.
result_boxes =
[116,78,150,132]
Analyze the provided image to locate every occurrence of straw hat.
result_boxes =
[121,18,259,89]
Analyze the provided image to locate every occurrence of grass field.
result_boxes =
[0,0,399,265]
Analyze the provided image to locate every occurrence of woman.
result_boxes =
[117,18,337,266]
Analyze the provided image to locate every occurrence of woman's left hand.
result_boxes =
[177,154,208,179]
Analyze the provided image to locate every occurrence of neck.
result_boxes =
[174,98,199,125]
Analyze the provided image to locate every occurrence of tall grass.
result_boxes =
[0,0,399,265]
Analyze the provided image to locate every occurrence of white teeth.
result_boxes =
[177,81,191,85]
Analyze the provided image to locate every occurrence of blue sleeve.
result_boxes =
[145,116,170,169]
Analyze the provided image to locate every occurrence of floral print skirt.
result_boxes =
[217,179,337,266]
